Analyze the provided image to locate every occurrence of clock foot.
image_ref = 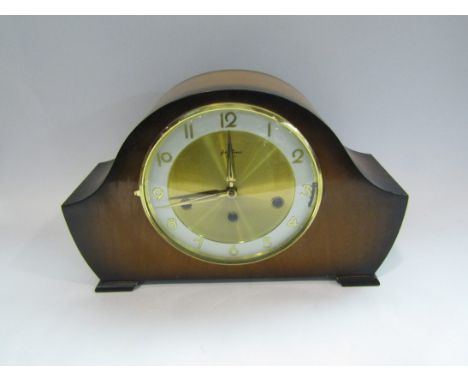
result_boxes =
[336,275,380,287]
[95,280,140,292]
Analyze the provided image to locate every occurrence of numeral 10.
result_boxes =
[156,152,173,166]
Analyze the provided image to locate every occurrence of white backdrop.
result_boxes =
[1,16,467,365]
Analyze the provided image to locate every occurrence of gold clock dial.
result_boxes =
[139,103,322,265]
[168,131,295,243]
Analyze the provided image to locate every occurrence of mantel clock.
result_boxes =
[62,70,408,292]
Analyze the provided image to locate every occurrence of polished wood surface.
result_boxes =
[62,72,408,291]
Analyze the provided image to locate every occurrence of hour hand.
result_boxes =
[155,189,228,209]
[226,131,236,188]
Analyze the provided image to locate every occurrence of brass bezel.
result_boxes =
[138,102,323,265]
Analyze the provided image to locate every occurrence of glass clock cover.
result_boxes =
[139,103,322,264]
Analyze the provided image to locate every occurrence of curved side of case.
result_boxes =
[62,160,114,206]
[345,148,407,197]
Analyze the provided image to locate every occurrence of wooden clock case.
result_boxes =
[62,70,408,292]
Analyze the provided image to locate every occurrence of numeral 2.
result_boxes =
[292,149,304,164]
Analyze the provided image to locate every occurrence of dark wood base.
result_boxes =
[95,280,140,292]
[94,276,380,292]
[336,275,380,287]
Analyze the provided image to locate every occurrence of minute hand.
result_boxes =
[155,189,228,209]
[226,131,236,188]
